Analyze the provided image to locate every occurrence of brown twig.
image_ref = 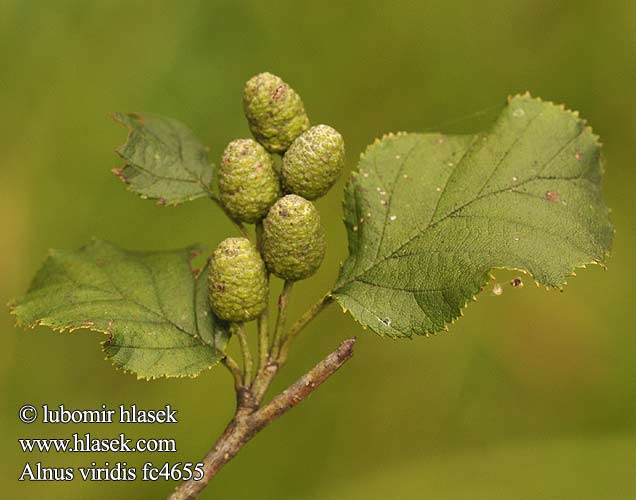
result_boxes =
[168,337,356,500]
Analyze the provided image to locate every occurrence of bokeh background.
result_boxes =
[1,1,635,498]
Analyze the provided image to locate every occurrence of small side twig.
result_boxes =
[271,280,294,355]
[234,323,253,385]
[253,337,355,426]
[168,337,356,500]
[255,221,270,374]
[256,306,269,373]
[221,355,243,391]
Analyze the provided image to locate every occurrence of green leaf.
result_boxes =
[333,94,613,338]
[11,240,230,379]
[113,113,214,205]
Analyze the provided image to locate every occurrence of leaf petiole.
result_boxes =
[278,294,334,363]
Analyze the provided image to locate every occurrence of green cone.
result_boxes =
[282,124,345,200]
[208,238,268,322]
[262,195,326,281]
[218,139,280,223]
[243,72,310,154]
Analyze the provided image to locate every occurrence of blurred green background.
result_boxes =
[1,1,635,498]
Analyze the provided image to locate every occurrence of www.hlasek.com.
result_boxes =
[17,404,204,482]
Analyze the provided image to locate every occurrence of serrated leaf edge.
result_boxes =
[8,239,227,380]
[7,307,226,381]
[333,94,613,339]
[111,112,215,207]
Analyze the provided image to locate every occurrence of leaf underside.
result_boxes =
[113,113,214,205]
[333,94,613,338]
[11,240,229,379]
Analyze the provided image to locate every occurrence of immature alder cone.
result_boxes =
[208,238,268,322]
[243,72,310,154]
[262,195,326,281]
[218,139,280,223]
[282,124,345,200]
